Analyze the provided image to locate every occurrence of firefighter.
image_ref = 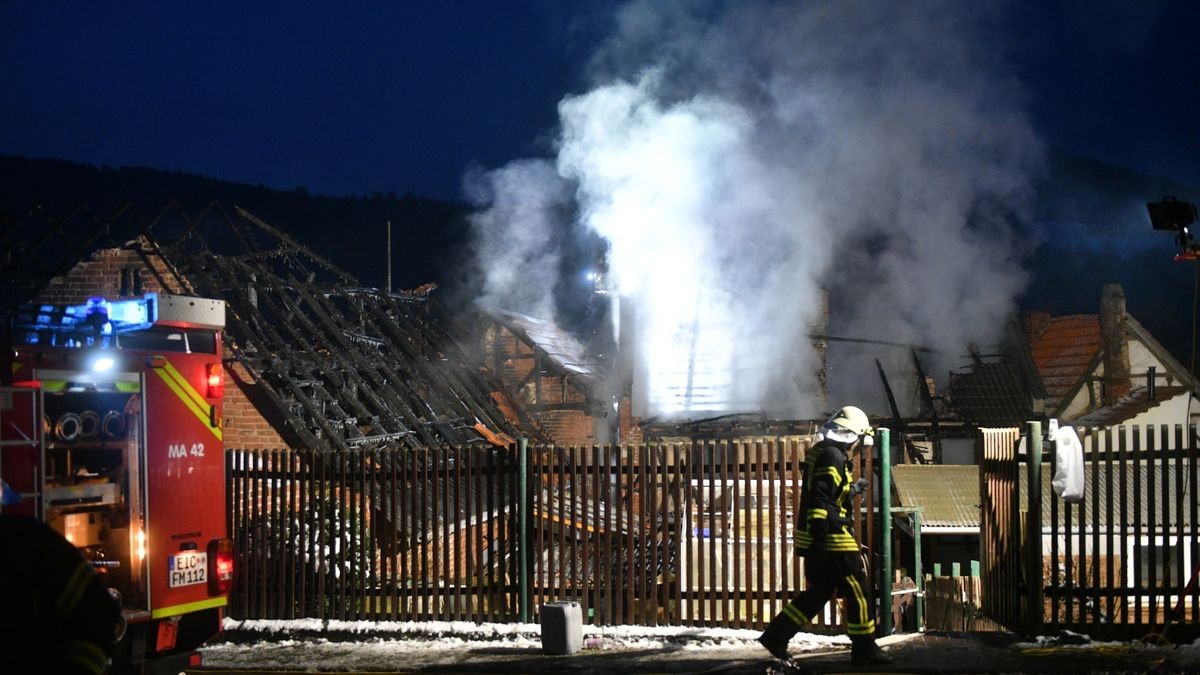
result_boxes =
[0,515,121,674]
[758,405,892,665]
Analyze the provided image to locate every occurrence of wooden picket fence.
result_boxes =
[978,427,1025,632]
[924,573,1005,632]
[226,440,882,630]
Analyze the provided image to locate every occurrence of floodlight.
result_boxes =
[1147,197,1197,232]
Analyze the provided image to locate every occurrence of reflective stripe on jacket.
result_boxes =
[794,440,859,553]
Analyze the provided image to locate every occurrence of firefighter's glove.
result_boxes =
[850,477,869,497]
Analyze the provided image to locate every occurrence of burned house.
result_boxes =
[2,203,540,451]
[0,202,925,627]
[1,203,551,618]
[483,309,615,446]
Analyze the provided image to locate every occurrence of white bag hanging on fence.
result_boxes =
[1050,419,1084,503]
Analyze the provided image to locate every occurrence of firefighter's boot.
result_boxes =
[757,613,798,660]
[849,635,892,665]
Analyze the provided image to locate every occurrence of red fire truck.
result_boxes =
[1,292,233,672]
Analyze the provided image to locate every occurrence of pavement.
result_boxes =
[195,629,1200,674]
[427,632,1200,674]
[710,632,1200,674]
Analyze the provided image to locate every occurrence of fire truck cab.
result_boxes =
[1,292,232,672]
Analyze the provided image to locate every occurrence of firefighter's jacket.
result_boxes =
[794,439,859,555]
[0,515,120,674]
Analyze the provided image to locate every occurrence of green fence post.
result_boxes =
[1025,421,1043,637]
[913,509,924,632]
[518,437,530,624]
[879,427,892,636]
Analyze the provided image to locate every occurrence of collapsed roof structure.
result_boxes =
[0,201,542,450]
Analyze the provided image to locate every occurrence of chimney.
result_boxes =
[1100,284,1131,405]
[1024,310,1052,344]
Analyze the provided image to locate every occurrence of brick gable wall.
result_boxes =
[35,238,192,304]
[222,362,288,449]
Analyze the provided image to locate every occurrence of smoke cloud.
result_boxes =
[466,159,570,321]
[470,1,1043,419]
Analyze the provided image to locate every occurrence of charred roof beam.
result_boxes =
[289,277,441,447]
[180,252,344,449]
[373,295,536,441]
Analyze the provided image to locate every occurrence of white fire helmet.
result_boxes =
[824,405,874,445]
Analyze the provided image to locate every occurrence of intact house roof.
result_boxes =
[1028,308,1200,424]
[893,461,1196,534]
[3,201,543,451]
[1030,314,1100,414]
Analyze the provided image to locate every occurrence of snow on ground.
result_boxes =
[199,620,1200,671]
[201,617,849,670]
[1015,629,1200,653]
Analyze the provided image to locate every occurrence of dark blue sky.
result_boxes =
[1,1,1197,202]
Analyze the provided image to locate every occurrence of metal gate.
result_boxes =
[980,422,1200,641]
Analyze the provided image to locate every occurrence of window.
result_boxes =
[117,326,218,354]
[1127,536,1191,589]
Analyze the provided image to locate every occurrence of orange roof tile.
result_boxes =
[1030,314,1100,412]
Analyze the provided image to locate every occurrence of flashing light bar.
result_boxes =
[13,293,227,344]
[17,294,155,337]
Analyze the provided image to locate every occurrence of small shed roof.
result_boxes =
[892,460,1196,533]
[892,465,980,529]
[1071,385,1188,427]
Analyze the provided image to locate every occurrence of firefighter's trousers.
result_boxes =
[777,551,876,637]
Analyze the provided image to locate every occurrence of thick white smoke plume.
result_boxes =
[470,1,1042,419]
[466,160,569,322]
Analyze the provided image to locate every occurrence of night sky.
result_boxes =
[1,1,1197,202]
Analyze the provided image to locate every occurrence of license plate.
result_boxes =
[168,551,207,588]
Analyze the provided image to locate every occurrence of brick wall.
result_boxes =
[533,409,598,446]
[222,362,288,449]
[618,394,644,445]
[36,237,191,305]
[486,322,602,447]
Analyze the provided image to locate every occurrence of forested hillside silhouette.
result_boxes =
[0,156,470,294]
